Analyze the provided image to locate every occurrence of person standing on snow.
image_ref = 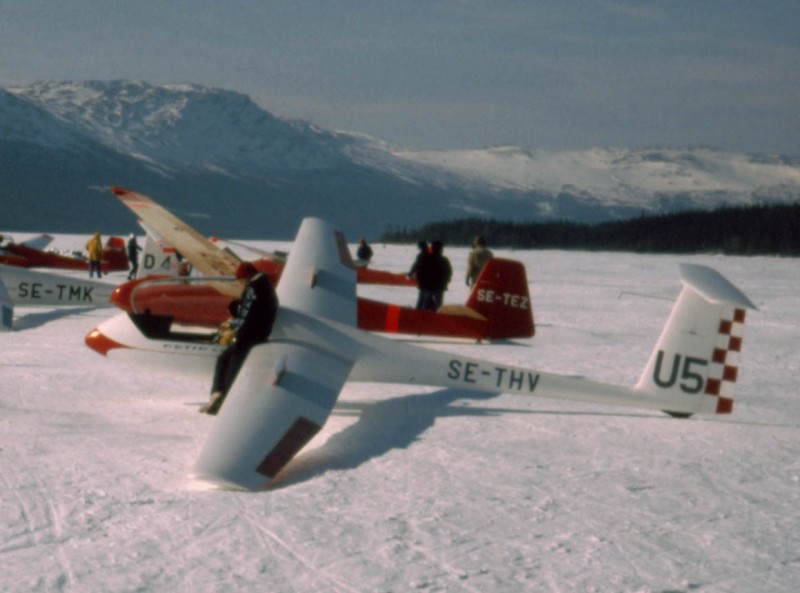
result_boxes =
[465,235,494,286]
[126,234,142,280]
[415,240,452,312]
[356,239,374,265]
[407,240,430,309]
[85,232,103,278]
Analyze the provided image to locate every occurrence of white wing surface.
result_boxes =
[0,264,114,307]
[20,234,54,251]
[192,218,359,490]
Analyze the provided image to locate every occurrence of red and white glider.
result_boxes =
[0,233,128,272]
[108,186,535,341]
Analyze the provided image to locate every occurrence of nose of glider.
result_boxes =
[110,285,133,311]
[85,327,127,356]
[110,277,152,312]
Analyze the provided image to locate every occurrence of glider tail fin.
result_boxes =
[635,264,757,416]
[102,236,130,272]
[465,258,535,339]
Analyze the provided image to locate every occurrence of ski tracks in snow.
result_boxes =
[1,450,76,592]
[231,496,363,593]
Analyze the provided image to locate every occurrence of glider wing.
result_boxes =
[192,218,359,489]
[20,234,54,251]
[110,187,241,295]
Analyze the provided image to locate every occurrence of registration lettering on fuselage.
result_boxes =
[448,359,540,392]
[475,289,529,309]
[17,281,95,302]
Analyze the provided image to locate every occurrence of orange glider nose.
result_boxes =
[85,328,127,356]
[110,283,135,311]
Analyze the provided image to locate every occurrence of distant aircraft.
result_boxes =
[0,233,129,272]
[85,214,757,491]
[108,187,534,341]
[209,235,415,287]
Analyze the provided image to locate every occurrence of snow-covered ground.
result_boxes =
[2,234,798,593]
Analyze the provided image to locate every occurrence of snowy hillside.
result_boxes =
[2,236,799,592]
[3,80,800,237]
[395,146,800,210]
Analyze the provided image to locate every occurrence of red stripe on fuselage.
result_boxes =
[385,304,401,333]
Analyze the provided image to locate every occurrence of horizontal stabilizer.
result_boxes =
[679,264,757,310]
[0,264,114,307]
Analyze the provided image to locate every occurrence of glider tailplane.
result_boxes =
[464,258,535,339]
[635,264,757,416]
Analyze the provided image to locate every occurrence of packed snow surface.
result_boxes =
[1,235,798,592]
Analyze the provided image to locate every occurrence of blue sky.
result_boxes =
[2,1,798,155]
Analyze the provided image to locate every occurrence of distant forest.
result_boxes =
[380,202,800,256]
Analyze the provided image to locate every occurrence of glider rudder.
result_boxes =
[464,258,535,339]
[635,264,756,417]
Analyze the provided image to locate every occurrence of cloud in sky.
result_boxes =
[1,0,799,155]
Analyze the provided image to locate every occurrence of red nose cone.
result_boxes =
[110,283,136,311]
[85,328,127,356]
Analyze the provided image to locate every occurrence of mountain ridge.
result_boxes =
[3,80,799,239]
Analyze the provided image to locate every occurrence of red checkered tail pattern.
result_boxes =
[635,264,757,417]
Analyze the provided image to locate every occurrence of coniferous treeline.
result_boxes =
[380,202,800,256]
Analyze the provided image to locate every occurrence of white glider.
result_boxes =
[86,218,757,491]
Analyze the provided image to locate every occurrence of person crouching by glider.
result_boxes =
[200,262,279,415]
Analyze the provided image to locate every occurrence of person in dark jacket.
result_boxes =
[415,240,452,312]
[407,240,430,309]
[356,239,374,265]
[201,262,279,415]
[126,234,142,280]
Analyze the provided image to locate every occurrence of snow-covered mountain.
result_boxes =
[3,81,799,238]
[396,146,800,212]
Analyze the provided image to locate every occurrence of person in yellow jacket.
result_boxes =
[85,232,103,278]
